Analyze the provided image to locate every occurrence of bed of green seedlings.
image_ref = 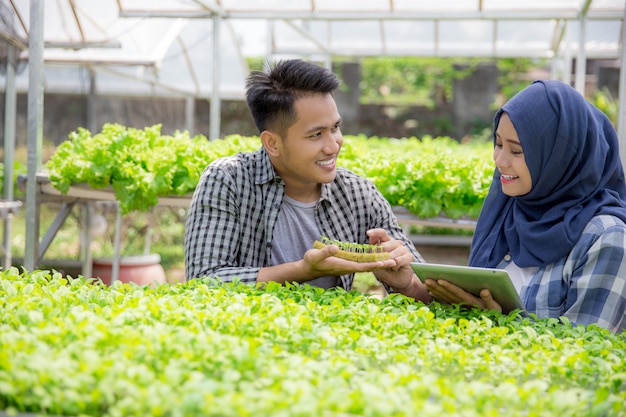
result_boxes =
[1,268,625,417]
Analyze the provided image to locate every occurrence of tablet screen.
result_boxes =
[411,262,524,313]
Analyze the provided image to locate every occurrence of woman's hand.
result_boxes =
[423,278,502,312]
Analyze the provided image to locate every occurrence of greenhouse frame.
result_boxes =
[1,0,625,272]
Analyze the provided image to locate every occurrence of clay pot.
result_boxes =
[92,254,167,286]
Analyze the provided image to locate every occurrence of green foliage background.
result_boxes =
[247,56,540,108]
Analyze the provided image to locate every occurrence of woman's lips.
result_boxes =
[500,174,518,184]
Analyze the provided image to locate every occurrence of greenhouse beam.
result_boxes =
[24,0,44,271]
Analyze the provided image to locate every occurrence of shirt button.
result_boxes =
[504,254,511,261]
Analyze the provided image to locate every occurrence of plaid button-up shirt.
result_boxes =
[184,147,423,290]
[502,215,626,334]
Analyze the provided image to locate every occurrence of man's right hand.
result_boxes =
[300,244,397,279]
[256,244,397,285]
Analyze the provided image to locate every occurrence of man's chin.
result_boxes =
[320,171,337,183]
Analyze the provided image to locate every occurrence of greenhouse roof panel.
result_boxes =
[0,0,624,98]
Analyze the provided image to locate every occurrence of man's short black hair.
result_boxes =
[245,59,341,136]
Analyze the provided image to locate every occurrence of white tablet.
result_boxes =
[411,262,524,314]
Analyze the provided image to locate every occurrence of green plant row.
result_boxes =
[45,123,493,217]
[341,134,493,219]
[45,124,259,214]
[1,269,625,416]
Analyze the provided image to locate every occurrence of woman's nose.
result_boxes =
[494,151,508,168]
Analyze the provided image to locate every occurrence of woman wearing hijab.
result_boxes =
[425,80,626,334]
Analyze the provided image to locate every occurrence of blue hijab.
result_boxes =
[468,80,626,268]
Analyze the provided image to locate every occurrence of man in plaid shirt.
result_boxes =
[184,59,431,303]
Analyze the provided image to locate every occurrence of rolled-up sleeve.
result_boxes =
[564,216,626,333]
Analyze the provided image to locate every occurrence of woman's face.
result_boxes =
[494,112,532,196]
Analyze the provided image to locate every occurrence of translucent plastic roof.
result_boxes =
[0,0,624,99]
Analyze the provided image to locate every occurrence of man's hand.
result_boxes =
[365,228,431,302]
[301,243,397,278]
[366,228,414,271]
[423,278,502,312]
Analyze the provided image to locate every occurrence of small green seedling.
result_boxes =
[312,236,390,262]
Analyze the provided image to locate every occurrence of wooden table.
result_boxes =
[20,173,190,282]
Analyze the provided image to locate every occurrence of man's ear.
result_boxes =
[261,130,281,156]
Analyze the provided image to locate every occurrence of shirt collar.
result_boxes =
[254,147,280,185]
[320,181,333,203]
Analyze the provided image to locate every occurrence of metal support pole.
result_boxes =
[209,14,221,140]
[111,202,122,283]
[185,95,195,134]
[3,45,18,269]
[79,203,93,278]
[618,3,626,172]
[87,68,97,133]
[24,0,45,271]
[574,15,587,93]
[563,22,573,84]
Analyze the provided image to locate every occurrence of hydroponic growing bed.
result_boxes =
[1,269,625,417]
[44,123,493,218]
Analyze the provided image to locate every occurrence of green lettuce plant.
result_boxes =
[46,123,259,214]
[46,124,493,218]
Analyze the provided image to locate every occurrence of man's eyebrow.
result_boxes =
[305,118,342,134]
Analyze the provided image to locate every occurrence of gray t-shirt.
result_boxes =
[271,195,339,289]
